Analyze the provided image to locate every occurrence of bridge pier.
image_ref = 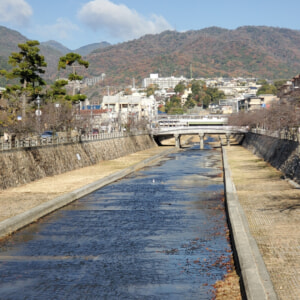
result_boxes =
[226,133,231,146]
[199,133,205,150]
[174,134,181,148]
[152,124,245,149]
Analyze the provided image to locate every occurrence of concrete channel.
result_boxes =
[0,147,178,239]
[0,140,278,299]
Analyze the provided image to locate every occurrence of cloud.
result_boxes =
[35,18,80,41]
[77,0,173,40]
[0,0,33,26]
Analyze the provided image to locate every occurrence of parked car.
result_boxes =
[40,131,57,139]
[92,128,99,135]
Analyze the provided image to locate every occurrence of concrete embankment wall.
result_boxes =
[0,135,157,190]
[241,132,300,183]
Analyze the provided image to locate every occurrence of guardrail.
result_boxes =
[0,130,148,152]
[157,114,226,120]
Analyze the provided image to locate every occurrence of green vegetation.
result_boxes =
[0,40,47,96]
[164,80,225,114]
[57,52,89,102]
[0,42,90,135]
[165,95,184,114]
[174,82,185,94]
[257,82,277,95]
[274,79,288,89]
[146,84,159,97]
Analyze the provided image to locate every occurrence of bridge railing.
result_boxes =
[151,126,248,135]
[157,114,226,120]
[155,114,228,128]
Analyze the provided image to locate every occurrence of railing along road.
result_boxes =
[0,130,148,152]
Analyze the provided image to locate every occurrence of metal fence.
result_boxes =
[0,130,148,152]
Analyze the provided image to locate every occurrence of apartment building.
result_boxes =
[142,74,187,89]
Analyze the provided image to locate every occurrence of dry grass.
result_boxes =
[226,145,300,300]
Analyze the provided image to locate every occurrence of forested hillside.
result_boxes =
[1,25,300,87]
[87,26,300,85]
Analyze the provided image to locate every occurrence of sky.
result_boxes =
[0,0,299,50]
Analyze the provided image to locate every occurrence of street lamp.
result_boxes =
[35,95,41,134]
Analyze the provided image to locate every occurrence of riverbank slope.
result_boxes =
[225,144,300,300]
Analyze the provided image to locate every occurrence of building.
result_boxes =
[218,85,258,97]
[278,81,293,98]
[180,88,192,106]
[291,74,300,89]
[142,74,187,89]
[101,93,157,124]
[83,74,106,87]
[238,94,278,111]
[219,94,278,113]
[259,94,278,107]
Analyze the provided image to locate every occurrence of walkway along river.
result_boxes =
[0,141,239,299]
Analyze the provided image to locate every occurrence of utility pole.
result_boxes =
[71,65,83,96]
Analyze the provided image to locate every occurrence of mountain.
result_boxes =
[41,40,110,56]
[41,40,71,55]
[0,26,28,85]
[1,25,300,87]
[86,26,300,86]
[75,42,110,56]
[0,26,28,57]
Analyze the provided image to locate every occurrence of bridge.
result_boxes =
[156,114,228,127]
[151,125,248,149]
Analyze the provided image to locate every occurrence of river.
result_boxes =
[0,141,234,299]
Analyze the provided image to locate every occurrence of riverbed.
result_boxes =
[0,142,236,299]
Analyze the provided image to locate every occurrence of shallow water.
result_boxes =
[0,143,233,299]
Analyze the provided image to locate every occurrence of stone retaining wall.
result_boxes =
[242,132,300,183]
[0,135,157,190]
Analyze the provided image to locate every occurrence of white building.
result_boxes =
[101,93,157,124]
[142,74,187,89]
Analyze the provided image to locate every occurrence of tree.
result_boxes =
[0,40,47,118]
[191,80,202,96]
[165,95,184,114]
[257,83,277,95]
[256,79,268,85]
[201,94,211,108]
[174,82,185,94]
[1,40,47,91]
[146,84,158,97]
[40,101,75,133]
[183,94,196,109]
[46,79,69,102]
[205,87,225,104]
[0,86,37,136]
[58,53,89,102]
[274,79,288,89]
